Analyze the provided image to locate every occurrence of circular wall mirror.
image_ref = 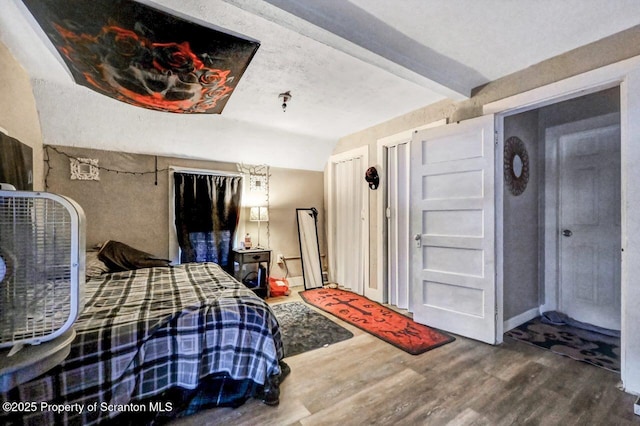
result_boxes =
[512,154,523,178]
[504,136,529,196]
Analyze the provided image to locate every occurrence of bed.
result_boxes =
[0,256,286,425]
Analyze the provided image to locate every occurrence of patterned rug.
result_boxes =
[300,288,455,355]
[505,317,620,372]
[270,302,353,357]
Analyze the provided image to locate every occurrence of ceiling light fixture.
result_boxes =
[278,91,292,112]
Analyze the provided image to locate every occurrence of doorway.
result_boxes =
[550,113,621,330]
[502,87,621,332]
[472,59,640,390]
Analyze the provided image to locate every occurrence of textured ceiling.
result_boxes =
[1,0,640,170]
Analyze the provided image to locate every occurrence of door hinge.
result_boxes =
[494,131,499,146]
[385,207,391,218]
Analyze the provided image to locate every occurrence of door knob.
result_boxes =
[562,229,573,237]
[414,233,422,248]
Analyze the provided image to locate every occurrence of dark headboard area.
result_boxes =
[0,132,33,190]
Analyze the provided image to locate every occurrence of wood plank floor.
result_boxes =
[171,288,638,426]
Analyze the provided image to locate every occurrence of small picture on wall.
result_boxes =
[0,133,33,190]
[70,158,100,181]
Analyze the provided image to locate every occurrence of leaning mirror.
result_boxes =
[296,208,323,289]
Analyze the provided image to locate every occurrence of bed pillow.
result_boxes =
[98,240,171,272]
[86,251,110,278]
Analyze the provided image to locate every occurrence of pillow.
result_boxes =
[86,251,110,278]
[98,240,171,272]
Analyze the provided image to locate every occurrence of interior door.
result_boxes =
[559,120,621,330]
[410,115,496,344]
[327,147,369,297]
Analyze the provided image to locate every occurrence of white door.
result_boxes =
[386,142,410,309]
[558,120,621,330]
[327,147,369,297]
[410,115,496,344]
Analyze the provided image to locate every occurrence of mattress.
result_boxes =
[0,262,283,425]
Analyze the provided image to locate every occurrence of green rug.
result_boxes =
[271,302,353,357]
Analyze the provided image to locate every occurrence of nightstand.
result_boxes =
[232,248,271,298]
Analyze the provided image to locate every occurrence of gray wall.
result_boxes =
[538,87,620,129]
[44,145,325,279]
[503,110,540,320]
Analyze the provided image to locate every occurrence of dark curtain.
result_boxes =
[174,173,242,270]
[0,133,33,190]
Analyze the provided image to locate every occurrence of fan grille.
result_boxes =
[0,196,75,346]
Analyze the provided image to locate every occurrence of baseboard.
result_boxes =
[538,303,554,314]
[503,307,540,332]
[287,276,304,288]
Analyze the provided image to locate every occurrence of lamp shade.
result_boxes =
[249,206,269,222]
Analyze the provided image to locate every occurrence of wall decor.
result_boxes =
[70,158,100,181]
[504,136,529,196]
[365,166,379,190]
[238,163,269,194]
[238,163,271,248]
[249,174,267,192]
[23,0,260,114]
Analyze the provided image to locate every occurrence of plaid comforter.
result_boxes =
[1,262,283,425]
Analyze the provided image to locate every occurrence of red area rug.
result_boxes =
[300,288,455,355]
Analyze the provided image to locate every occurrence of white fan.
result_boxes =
[0,190,85,390]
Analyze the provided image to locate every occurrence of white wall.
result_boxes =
[30,80,334,172]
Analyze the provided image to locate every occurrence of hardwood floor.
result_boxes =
[171,288,638,426]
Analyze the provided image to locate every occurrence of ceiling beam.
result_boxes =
[223,0,474,100]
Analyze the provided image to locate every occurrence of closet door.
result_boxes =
[327,147,369,297]
[386,142,410,309]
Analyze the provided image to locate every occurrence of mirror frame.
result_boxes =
[504,136,530,196]
[296,208,323,289]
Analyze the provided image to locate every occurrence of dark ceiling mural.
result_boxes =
[23,0,260,114]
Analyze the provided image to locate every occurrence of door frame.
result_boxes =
[485,54,640,390]
[375,120,446,305]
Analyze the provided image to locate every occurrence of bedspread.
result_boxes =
[1,262,283,425]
